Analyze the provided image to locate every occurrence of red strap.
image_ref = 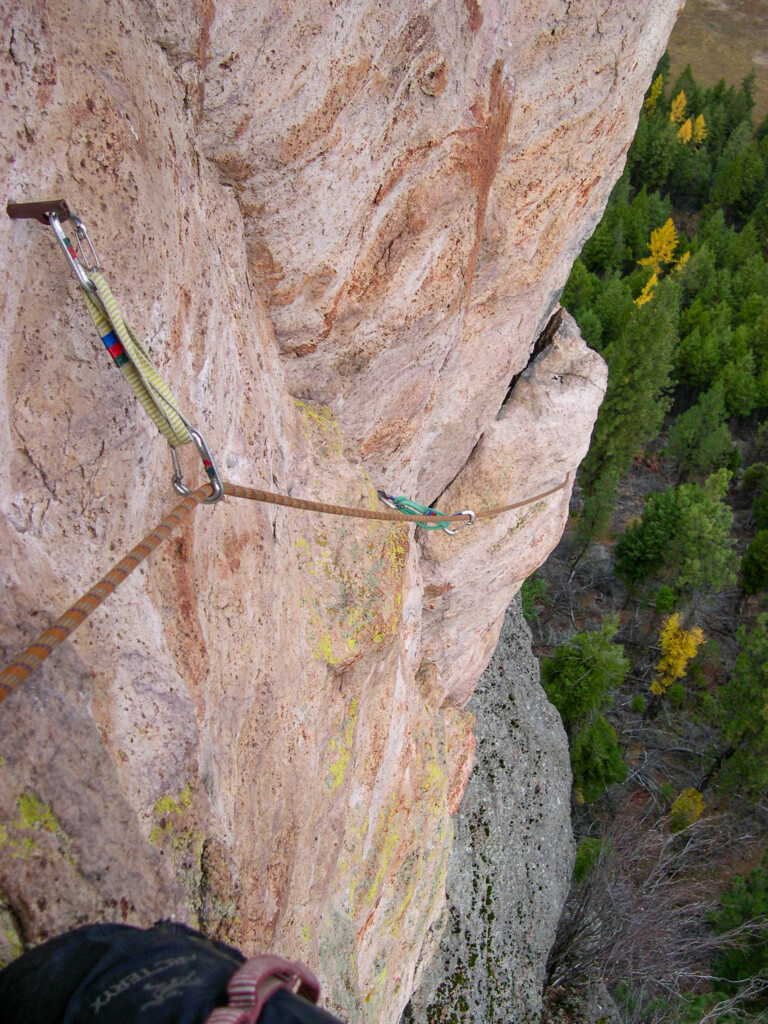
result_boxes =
[206,955,320,1024]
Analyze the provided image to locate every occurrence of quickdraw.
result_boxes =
[377,491,476,534]
[7,198,224,503]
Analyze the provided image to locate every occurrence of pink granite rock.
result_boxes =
[0,2,681,1022]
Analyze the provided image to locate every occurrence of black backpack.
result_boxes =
[0,921,343,1024]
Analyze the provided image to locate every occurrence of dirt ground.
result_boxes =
[667,0,768,122]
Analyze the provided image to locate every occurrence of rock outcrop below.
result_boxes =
[0,2,681,1022]
[404,595,574,1024]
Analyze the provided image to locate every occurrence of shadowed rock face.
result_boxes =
[404,596,574,1024]
[0,2,680,1022]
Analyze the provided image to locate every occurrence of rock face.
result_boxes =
[403,596,574,1024]
[0,2,680,1023]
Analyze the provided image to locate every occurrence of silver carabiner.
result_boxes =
[70,214,99,274]
[377,490,399,511]
[378,490,474,534]
[171,425,224,505]
[7,199,99,292]
[443,510,476,535]
[48,211,98,293]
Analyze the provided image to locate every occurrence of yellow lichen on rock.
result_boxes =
[0,793,76,865]
[327,698,359,791]
[149,783,206,925]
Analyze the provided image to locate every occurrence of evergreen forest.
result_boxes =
[530,55,768,1024]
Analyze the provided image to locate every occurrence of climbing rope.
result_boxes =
[223,477,569,525]
[0,474,570,703]
[0,486,209,702]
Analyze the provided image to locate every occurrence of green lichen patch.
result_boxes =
[149,783,206,926]
[290,399,409,668]
[15,792,61,832]
[295,399,344,459]
[327,698,359,791]
[0,792,76,865]
[0,897,23,969]
[147,789,238,941]
[317,905,359,1024]
[150,783,193,841]
[296,521,407,667]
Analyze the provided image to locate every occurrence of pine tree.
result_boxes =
[575,278,678,548]
[710,851,768,1011]
[614,487,680,584]
[542,619,629,803]
[740,529,768,594]
[742,461,768,528]
[673,469,738,593]
[542,617,629,733]
[710,615,768,801]
[707,124,767,225]
[665,381,733,477]
[570,717,628,803]
[627,111,681,192]
[614,470,737,594]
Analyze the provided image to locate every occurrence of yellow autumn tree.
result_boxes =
[651,613,705,696]
[639,218,679,276]
[644,73,663,115]
[669,787,705,832]
[670,89,687,124]
[677,117,693,144]
[635,222,689,305]
[635,272,658,306]
[692,113,707,145]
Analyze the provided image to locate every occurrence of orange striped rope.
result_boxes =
[0,487,210,701]
[0,473,570,703]
[221,474,569,524]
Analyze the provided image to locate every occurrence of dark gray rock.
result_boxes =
[404,596,574,1024]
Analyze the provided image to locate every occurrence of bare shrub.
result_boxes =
[547,806,768,1021]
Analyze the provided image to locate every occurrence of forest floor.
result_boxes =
[530,434,768,1021]
[668,0,768,122]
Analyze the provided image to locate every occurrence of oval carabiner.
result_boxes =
[48,211,98,293]
[443,510,476,535]
[171,426,224,505]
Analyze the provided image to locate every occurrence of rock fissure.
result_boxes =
[500,306,565,414]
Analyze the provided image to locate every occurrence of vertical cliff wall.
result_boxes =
[0,2,681,1022]
[404,596,574,1024]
